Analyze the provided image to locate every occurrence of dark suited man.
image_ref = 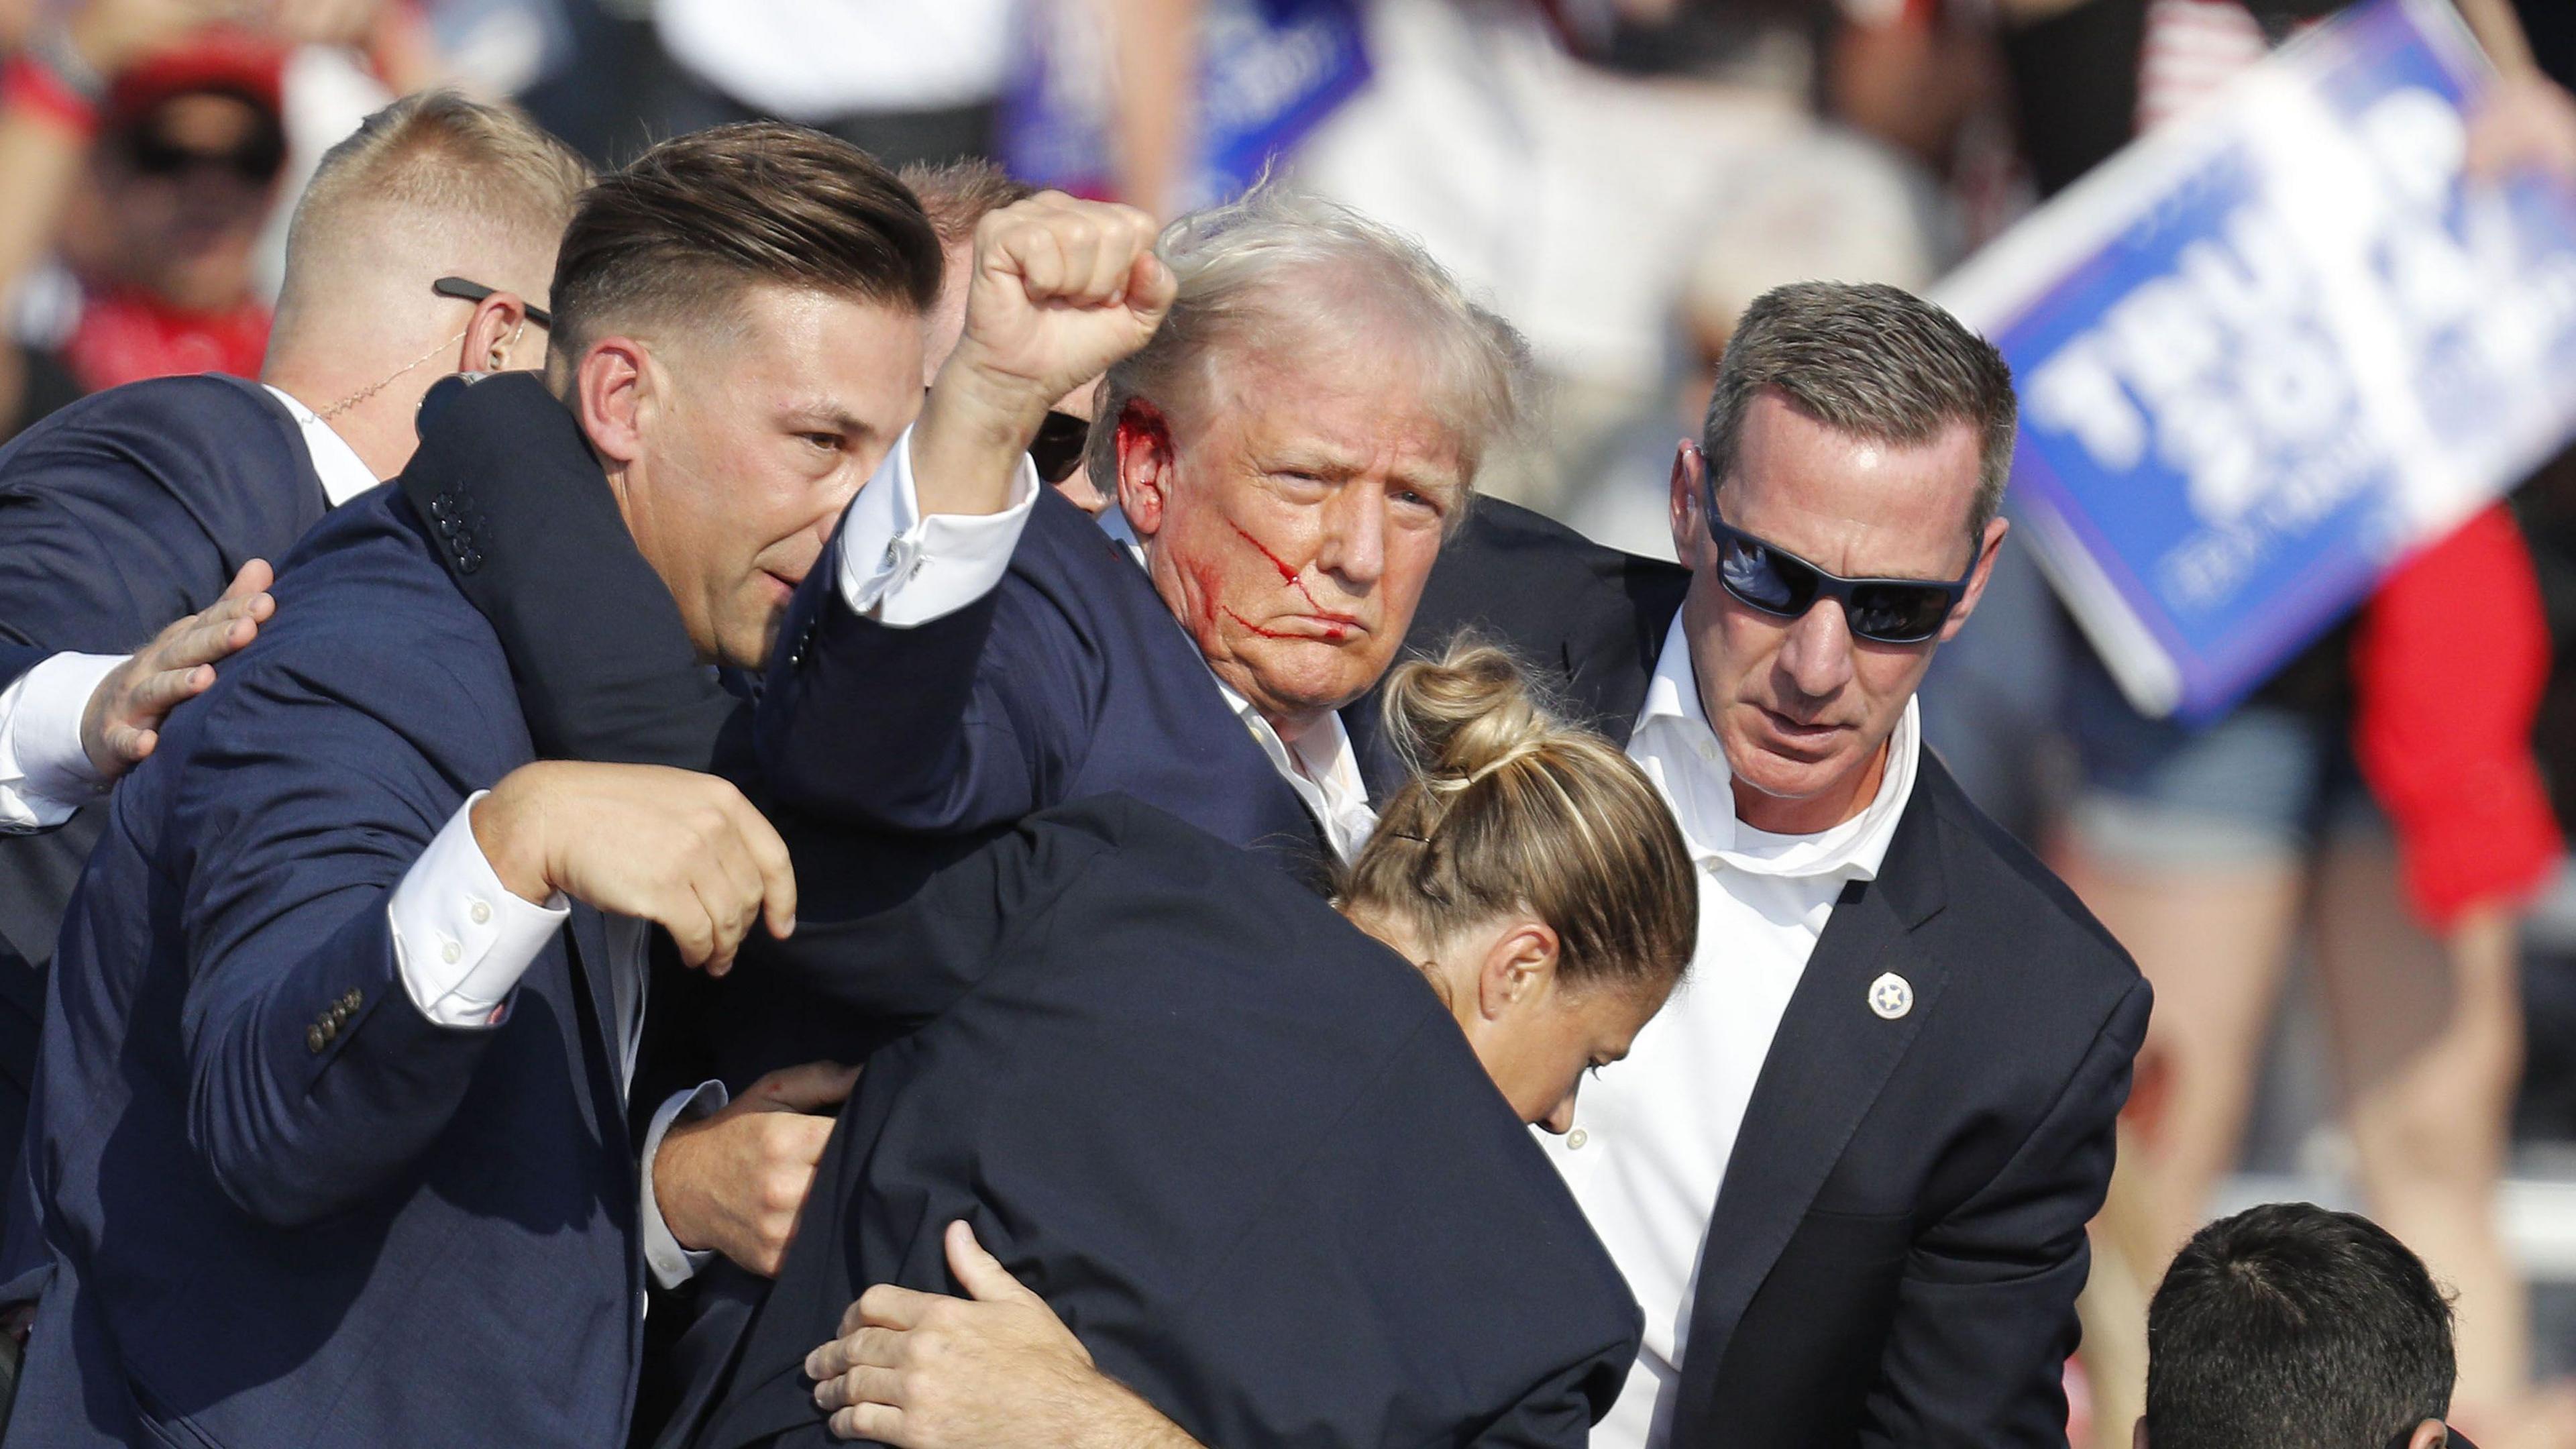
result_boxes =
[841,283,2151,1448]
[0,125,1166,1447]
[755,180,1527,881]
[0,90,586,1177]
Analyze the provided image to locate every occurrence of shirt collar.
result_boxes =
[1097,505,1377,861]
[266,384,382,508]
[1628,611,1919,883]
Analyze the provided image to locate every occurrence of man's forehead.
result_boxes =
[1723,394,1982,570]
[1208,358,1472,486]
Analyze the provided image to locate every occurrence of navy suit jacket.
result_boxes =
[0,373,329,1215]
[755,487,1326,875]
[1350,500,2149,1447]
[7,483,643,1449]
[684,796,1640,1449]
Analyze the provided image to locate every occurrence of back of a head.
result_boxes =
[277,90,592,326]
[1704,280,2018,539]
[547,122,944,371]
[1085,179,1533,510]
[1342,639,1697,1000]
[2145,1202,2455,1449]
[899,157,1036,248]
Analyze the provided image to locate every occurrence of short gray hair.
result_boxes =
[1703,281,2017,539]
[1087,180,1530,524]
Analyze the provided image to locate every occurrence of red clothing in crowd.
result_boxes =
[58,289,270,394]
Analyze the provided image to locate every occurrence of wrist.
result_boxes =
[913,370,1049,518]
[468,786,555,906]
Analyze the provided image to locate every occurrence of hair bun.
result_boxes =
[1377,637,1558,792]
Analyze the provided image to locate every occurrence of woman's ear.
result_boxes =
[1472,918,1563,1022]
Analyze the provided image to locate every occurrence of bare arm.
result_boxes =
[1104,0,1202,218]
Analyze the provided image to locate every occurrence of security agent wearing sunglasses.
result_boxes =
[1359,280,2150,1445]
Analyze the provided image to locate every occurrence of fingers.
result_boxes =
[101,724,157,769]
[812,1319,905,1377]
[729,800,798,938]
[851,1281,934,1334]
[218,558,275,602]
[1127,251,1179,320]
[812,1363,902,1414]
[943,1220,1035,1306]
[827,1403,902,1443]
[987,195,1159,311]
[749,1059,861,1114]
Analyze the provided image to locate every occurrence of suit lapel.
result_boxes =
[1669,780,1951,1428]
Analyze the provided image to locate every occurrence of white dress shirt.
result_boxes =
[833,425,1377,863]
[0,386,718,1289]
[1546,614,1920,1449]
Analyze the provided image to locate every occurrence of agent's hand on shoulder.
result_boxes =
[470,761,796,974]
[806,1220,1201,1449]
[80,559,274,781]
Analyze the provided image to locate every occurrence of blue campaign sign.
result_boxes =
[1935,0,2576,721]
[1000,0,1371,210]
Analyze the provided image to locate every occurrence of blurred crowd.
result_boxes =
[5,1,2576,1448]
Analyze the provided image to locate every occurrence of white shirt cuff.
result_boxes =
[0,651,125,832]
[641,1079,730,1289]
[386,792,570,1028]
[833,424,1039,628]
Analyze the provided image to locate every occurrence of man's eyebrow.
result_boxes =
[781,403,880,440]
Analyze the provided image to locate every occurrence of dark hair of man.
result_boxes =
[898,157,1036,246]
[2144,1202,2455,1449]
[545,121,943,368]
[1701,280,2018,541]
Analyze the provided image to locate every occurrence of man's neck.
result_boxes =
[264,351,434,482]
[1729,736,1890,837]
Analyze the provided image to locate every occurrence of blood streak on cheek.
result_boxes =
[1229,523,1322,610]
[1228,521,1361,633]
[1220,608,1293,640]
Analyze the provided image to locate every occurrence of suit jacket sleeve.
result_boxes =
[1863,975,2151,1446]
[754,810,1110,1028]
[755,519,1095,835]
[0,646,39,691]
[0,380,307,659]
[165,635,514,1228]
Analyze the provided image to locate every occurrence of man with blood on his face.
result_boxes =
[755,179,1526,874]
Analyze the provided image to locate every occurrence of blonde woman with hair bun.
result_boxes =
[684,642,1696,1449]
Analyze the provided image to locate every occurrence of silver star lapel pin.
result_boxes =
[1867,971,1913,1021]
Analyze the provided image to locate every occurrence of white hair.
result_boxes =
[1087,180,1531,521]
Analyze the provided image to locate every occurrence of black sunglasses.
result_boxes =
[433,276,552,331]
[125,128,286,184]
[1705,477,1976,645]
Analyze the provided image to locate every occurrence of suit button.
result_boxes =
[458,547,483,574]
[428,494,450,519]
[307,1024,327,1054]
[341,987,364,1013]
